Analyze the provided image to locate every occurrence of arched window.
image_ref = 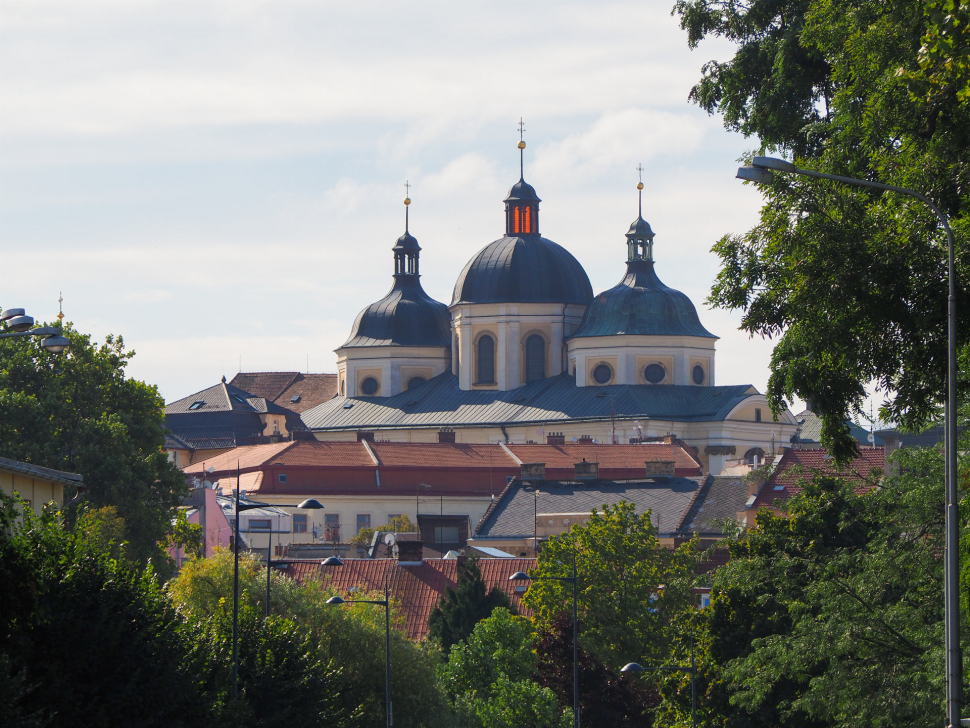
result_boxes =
[743,447,766,465]
[524,206,531,233]
[514,207,521,234]
[525,334,545,383]
[477,335,495,384]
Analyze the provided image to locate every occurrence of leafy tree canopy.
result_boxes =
[523,501,697,669]
[428,556,514,653]
[673,0,970,461]
[677,446,970,728]
[0,318,189,570]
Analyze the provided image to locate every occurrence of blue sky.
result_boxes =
[1,0,813,419]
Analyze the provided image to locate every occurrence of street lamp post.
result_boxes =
[737,156,961,727]
[0,309,70,353]
[325,557,393,728]
[621,637,697,728]
[510,549,580,728]
[230,482,324,700]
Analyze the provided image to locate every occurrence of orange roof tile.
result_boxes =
[286,558,535,640]
[507,443,701,476]
[369,442,519,469]
[753,447,884,509]
[182,441,296,475]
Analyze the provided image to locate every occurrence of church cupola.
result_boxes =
[393,185,421,276]
[626,167,656,261]
[504,121,540,237]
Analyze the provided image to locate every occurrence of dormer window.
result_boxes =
[188,400,205,410]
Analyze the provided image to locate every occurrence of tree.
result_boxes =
[673,0,970,461]
[523,501,697,669]
[439,608,570,728]
[676,446,970,728]
[428,556,514,653]
[533,614,658,728]
[0,318,189,570]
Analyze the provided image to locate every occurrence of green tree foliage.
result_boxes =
[351,513,418,545]
[673,0,970,461]
[0,318,189,569]
[168,549,453,728]
[533,614,658,728]
[680,447,970,728]
[523,501,697,669]
[165,508,204,560]
[439,608,570,728]
[428,556,514,653]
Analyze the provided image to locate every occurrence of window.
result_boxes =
[692,364,705,385]
[525,334,545,383]
[434,526,460,543]
[407,376,426,390]
[592,363,613,384]
[360,376,379,395]
[278,473,287,483]
[188,400,205,410]
[514,206,521,233]
[356,514,371,534]
[644,363,666,384]
[290,395,301,403]
[477,335,495,384]
[293,514,307,533]
[699,593,711,609]
[325,513,340,542]
[524,206,531,232]
[743,447,765,465]
[249,519,271,531]
[340,379,345,396]
[755,408,762,422]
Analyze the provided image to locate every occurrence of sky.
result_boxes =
[0,1,819,414]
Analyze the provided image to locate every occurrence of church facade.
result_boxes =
[310,141,798,475]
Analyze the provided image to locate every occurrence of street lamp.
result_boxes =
[510,550,580,728]
[230,487,324,699]
[621,637,697,728]
[325,557,393,728]
[737,156,961,726]
[0,309,70,353]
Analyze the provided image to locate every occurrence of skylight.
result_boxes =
[291,395,301,403]
[188,401,205,410]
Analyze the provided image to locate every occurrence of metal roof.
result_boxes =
[302,372,757,432]
[571,260,716,339]
[474,476,716,539]
[341,276,451,348]
[0,455,84,486]
[451,236,593,306]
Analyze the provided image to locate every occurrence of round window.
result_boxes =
[644,363,666,384]
[407,376,426,390]
[360,376,379,395]
[592,363,613,384]
[692,364,705,385]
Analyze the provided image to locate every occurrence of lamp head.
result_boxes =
[509,571,531,581]
[6,315,34,333]
[736,166,774,185]
[41,335,70,354]
[326,595,346,605]
[621,663,645,673]
[321,556,344,566]
[297,498,325,509]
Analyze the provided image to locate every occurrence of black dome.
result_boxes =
[342,277,451,348]
[570,260,716,339]
[451,236,594,305]
[505,179,541,203]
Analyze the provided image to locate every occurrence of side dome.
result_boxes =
[451,236,594,305]
[571,259,716,339]
[343,278,452,347]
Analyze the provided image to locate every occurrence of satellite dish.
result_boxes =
[207,466,215,474]
[868,433,875,443]
[385,533,396,546]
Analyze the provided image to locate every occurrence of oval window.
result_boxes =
[407,376,426,390]
[360,376,379,395]
[692,364,705,385]
[644,363,666,384]
[592,363,613,384]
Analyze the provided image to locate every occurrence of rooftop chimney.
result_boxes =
[574,460,599,480]
[396,539,424,565]
[438,428,456,443]
[546,432,565,445]
[520,462,546,482]
[356,430,375,442]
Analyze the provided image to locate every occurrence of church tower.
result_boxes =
[567,171,718,387]
[335,189,452,398]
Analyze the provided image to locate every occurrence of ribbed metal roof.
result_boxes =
[301,372,757,431]
[451,236,593,306]
[341,276,451,348]
[570,260,717,339]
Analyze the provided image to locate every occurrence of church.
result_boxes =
[302,138,799,475]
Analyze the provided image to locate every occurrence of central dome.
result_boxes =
[451,235,594,305]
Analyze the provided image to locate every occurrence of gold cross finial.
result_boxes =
[637,164,644,183]
[518,118,526,140]
[403,180,411,231]
[57,292,64,322]
[636,164,645,217]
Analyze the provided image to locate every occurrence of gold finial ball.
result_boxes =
[517,140,526,150]
[637,182,644,190]
[404,197,411,206]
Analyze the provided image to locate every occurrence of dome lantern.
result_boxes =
[393,182,421,276]
[504,120,540,237]
[627,165,656,262]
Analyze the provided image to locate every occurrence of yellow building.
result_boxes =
[0,455,83,518]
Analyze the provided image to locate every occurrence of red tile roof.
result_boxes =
[369,442,518,469]
[507,443,701,477]
[753,447,885,509]
[182,441,296,474]
[285,558,535,640]
[229,372,338,414]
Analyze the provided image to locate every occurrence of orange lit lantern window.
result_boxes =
[524,206,531,232]
[514,207,521,233]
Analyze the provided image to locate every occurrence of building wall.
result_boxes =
[567,334,716,387]
[336,345,451,398]
[0,469,64,517]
